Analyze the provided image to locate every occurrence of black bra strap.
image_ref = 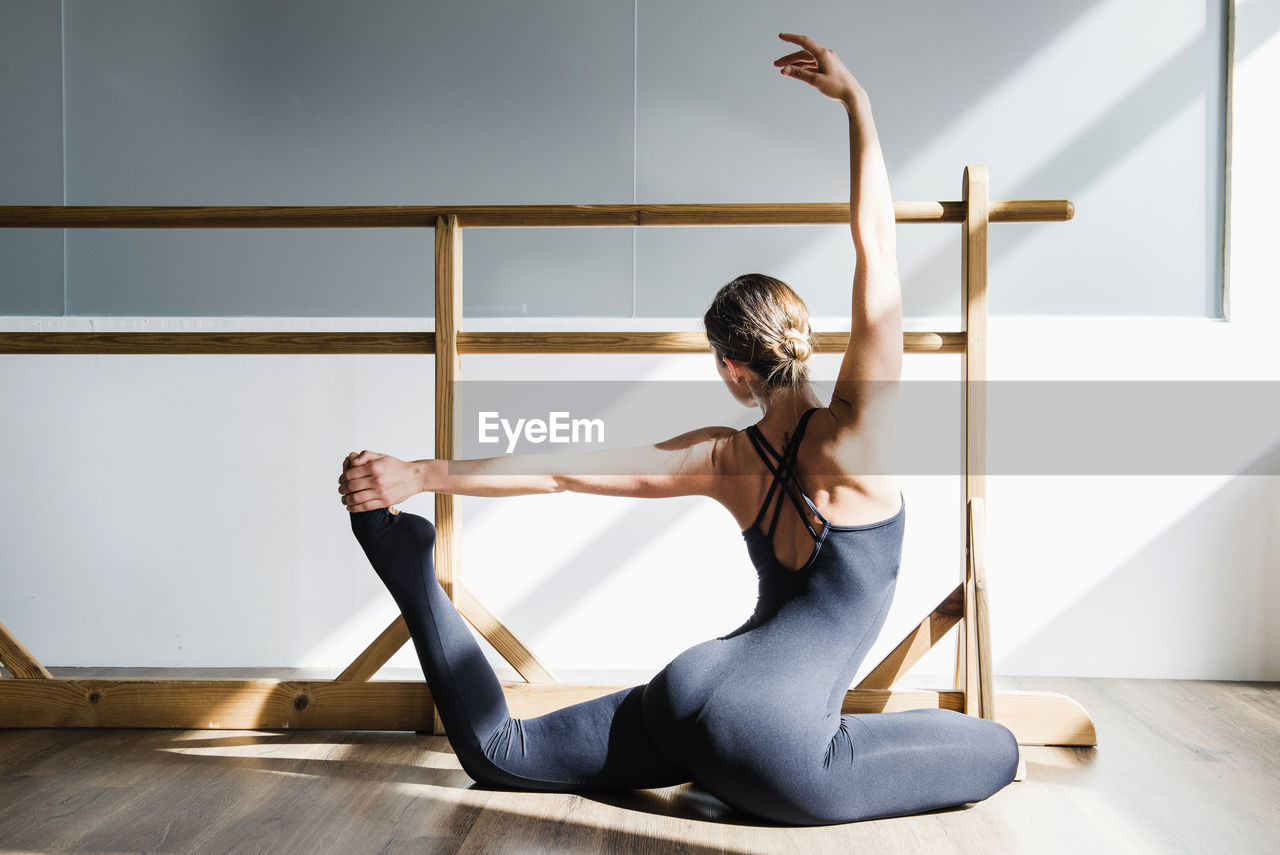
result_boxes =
[745,408,824,540]
[745,427,781,469]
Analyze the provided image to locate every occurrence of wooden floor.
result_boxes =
[1,677,1277,854]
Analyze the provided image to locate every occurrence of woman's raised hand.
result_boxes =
[774,33,865,107]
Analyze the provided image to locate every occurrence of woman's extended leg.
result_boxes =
[349,507,689,791]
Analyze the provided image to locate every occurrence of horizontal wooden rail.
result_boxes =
[0,678,1097,745]
[0,332,432,355]
[0,330,964,355]
[461,331,963,354]
[0,200,1072,229]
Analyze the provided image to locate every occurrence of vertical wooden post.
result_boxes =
[433,215,463,734]
[969,498,996,720]
[957,165,989,712]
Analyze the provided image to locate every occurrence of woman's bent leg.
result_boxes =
[820,709,1019,822]
[698,707,1019,825]
[350,508,688,791]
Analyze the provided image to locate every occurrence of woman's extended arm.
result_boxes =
[775,33,902,406]
[338,426,734,512]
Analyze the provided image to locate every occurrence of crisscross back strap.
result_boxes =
[744,407,826,542]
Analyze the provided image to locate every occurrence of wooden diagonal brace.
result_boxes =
[455,583,557,683]
[856,585,964,691]
[336,616,410,682]
[0,620,52,679]
[335,585,556,685]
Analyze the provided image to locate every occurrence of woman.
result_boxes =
[337,33,1019,825]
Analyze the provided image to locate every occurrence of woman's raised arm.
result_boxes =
[776,33,902,413]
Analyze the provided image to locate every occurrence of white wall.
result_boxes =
[2,0,1278,681]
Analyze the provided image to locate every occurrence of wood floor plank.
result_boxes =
[0,678,1275,854]
[1003,677,1279,854]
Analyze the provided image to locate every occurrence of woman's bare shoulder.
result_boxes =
[654,424,739,450]
[804,405,900,505]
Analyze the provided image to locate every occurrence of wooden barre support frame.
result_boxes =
[0,330,964,355]
[0,679,1096,745]
[0,168,1098,748]
[0,199,1073,229]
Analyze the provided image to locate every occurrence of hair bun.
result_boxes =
[781,327,812,362]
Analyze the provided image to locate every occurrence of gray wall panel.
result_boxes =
[61,0,634,317]
[0,230,64,315]
[64,0,634,204]
[66,229,433,316]
[636,225,956,322]
[1,1,1230,318]
[636,0,1224,318]
[464,229,634,317]
[0,0,65,314]
[636,226,852,319]
[635,0,1095,204]
[65,228,636,318]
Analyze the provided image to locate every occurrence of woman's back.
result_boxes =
[714,404,903,572]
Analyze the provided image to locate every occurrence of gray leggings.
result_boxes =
[350,507,1019,825]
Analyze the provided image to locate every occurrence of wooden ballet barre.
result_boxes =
[458,331,965,354]
[0,331,433,355]
[0,199,1072,229]
[0,169,1099,749]
[0,330,964,355]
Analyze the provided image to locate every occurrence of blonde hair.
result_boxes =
[703,273,813,389]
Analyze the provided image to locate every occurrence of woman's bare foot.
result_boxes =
[348,507,436,593]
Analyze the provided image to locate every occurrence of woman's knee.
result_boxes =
[990,720,1021,789]
[951,713,1020,797]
